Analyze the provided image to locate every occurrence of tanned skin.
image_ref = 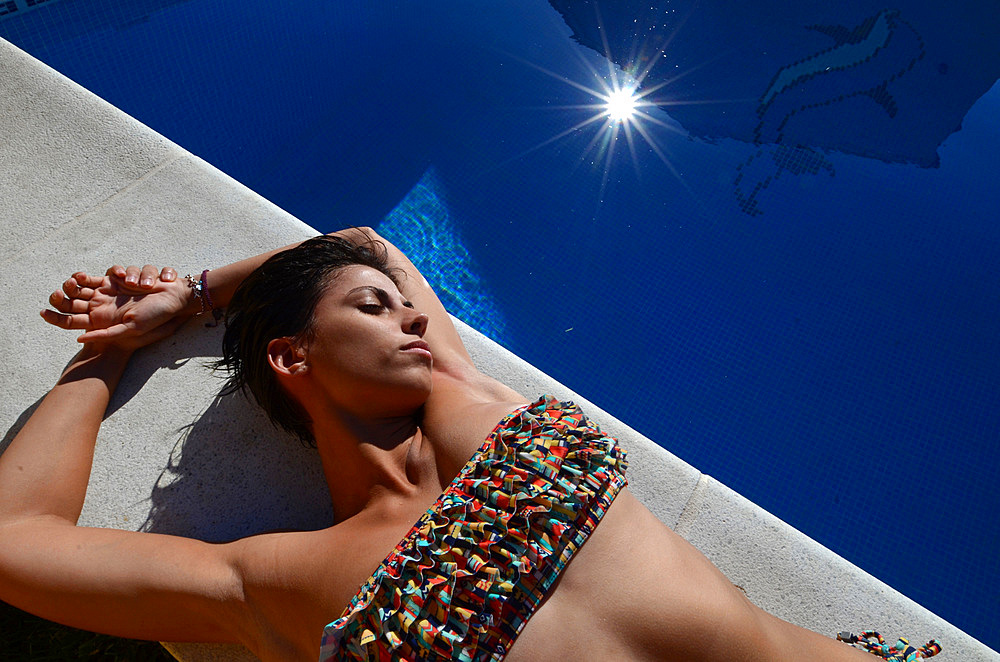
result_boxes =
[0,228,872,661]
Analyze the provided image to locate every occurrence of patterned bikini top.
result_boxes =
[318,395,629,661]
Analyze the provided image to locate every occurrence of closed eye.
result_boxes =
[349,286,410,313]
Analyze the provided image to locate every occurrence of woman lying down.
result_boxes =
[0,228,939,661]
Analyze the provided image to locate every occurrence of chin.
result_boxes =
[381,381,433,417]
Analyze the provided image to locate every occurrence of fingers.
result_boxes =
[39,308,94,330]
[107,264,146,288]
[124,265,142,288]
[75,324,131,344]
[62,276,96,301]
[71,271,106,289]
[42,276,97,330]
[48,288,90,314]
[105,264,175,289]
[138,264,159,288]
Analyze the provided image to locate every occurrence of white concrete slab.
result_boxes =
[1,37,995,661]
[674,476,996,661]
[0,39,177,259]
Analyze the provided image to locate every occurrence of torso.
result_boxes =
[235,385,539,661]
[240,487,753,662]
[231,379,817,662]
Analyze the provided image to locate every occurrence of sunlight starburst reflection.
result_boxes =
[605,86,639,122]
[496,31,693,204]
[551,62,688,202]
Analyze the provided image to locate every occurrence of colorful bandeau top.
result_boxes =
[318,395,629,661]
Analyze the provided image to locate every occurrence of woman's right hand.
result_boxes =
[41,265,197,348]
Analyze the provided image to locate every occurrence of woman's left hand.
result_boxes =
[41,270,194,350]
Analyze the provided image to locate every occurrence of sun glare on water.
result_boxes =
[605,87,639,122]
[490,9,703,204]
[497,53,687,191]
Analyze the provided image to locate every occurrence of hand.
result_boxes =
[41,267,195,349]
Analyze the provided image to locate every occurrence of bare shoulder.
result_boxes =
[228,519,409,658]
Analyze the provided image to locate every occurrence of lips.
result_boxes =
[401,340,433,360]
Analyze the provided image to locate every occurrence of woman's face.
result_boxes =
[300,264,432,417]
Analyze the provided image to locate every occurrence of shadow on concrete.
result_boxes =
[0,344,170,454]
[139,390,334,542]
[2,319,335,544]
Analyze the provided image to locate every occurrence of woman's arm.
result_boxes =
[11,272,194,521]
[0,345,130,524]
[1,285,249,643]
[47,230,387,344]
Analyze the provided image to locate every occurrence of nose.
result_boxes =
[403,309,429,337]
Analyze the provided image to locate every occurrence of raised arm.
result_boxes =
[6,229,525,648]
[95,229,396,327]
[1,285,249,643]
[45,228,522,398]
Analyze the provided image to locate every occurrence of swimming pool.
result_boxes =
[2,0,997,651]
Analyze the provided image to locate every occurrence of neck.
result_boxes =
[313,408,426,521]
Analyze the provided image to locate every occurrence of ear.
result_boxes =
[267,337,308,376]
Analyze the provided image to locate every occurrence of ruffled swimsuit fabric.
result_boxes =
[319,395,629,661]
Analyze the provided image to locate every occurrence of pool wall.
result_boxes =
[0,38,994,661]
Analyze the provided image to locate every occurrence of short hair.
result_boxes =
[217,233,401,445]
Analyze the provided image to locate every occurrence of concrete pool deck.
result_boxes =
[0,38,994,661]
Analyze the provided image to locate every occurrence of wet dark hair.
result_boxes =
[217,233,401,446]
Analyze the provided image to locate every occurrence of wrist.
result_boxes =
[182,270,222,325]
[61,344,133,384]
[181,278,204,317]
[76,342,134,363]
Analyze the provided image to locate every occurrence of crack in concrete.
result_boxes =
[672,473,711,535]
[0,152,184,268]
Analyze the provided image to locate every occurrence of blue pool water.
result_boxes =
[3,0,998,650]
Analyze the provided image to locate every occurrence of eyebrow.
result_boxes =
[347,285,386,298]
[347,285,414,308]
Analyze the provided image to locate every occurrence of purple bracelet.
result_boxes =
[199,269,222,327]
[185,270,222,327]
[200,269,214,311]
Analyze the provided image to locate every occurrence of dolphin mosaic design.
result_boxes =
[734,8,926,215]
[753,9,926,145]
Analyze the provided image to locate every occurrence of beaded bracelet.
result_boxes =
[837,631,942,660]
[184,270,223,327]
